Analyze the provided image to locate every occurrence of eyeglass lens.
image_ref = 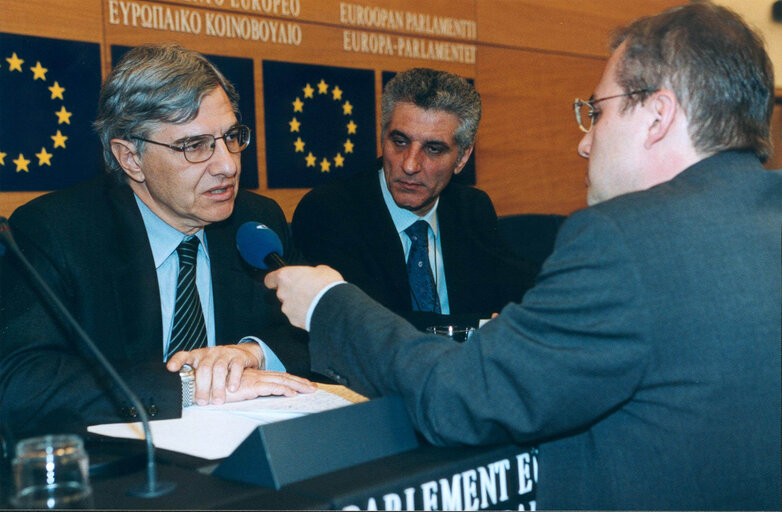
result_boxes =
[574,100,593,133]
[183,125,251,163]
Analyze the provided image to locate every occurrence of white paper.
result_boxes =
[87,389,352,460]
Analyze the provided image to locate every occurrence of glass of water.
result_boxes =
[11,434,92,509]
[426,325,476,343]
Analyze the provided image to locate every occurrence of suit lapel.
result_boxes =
[436,188,468,313]
[358,170,411,308]
[105,179,164,361]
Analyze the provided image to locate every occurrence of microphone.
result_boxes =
[236,222,287,270]
[0,217,176,498]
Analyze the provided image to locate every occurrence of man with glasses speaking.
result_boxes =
[0,44,314,438]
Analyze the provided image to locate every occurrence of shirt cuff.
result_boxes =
[239,337,286,372]
[305,281,347,332]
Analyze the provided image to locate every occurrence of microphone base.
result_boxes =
[127,480,177,498]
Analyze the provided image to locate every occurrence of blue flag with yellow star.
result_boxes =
[0,33,102,191]
[263,61,376,188]
[111,46,259,189]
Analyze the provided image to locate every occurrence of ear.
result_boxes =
[453,144,474,175]
[110,138,145,183]
[644,89,678,150]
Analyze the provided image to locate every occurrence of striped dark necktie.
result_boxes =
[166,236,207,361]
[405,220,441,313]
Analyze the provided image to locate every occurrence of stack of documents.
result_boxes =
[88,385,360,460]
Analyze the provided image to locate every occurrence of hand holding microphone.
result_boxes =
[235,222,344,330]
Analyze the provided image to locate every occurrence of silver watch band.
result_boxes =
[179,364,195,408]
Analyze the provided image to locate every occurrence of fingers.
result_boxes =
[226,370,316,402]
[166,350,192,372]
[263,269,280,290]
[169,344,264,405]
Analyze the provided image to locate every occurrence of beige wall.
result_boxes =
[715,0,782,89]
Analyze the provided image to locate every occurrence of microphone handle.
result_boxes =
[0,225,175,498]
[264,252,287,270]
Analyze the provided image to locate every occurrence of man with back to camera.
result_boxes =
[291,68,538,330]
[266,3,781,509]
[0,43,315,439]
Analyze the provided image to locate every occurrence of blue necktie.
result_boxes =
[405,220,441,313]
[166,236,207,361]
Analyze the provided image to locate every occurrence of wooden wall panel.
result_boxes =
[2,0,777,221]
[476,46,604,216]
[475,0,684,57]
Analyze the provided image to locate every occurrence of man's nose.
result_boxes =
[577,131,592,159]
[402,146,423,174]
[208,138,238,176]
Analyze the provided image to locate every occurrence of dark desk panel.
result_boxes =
[1,435,537,510]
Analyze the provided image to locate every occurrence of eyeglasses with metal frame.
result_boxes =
[133,124,252,163]
[573,89,657,133]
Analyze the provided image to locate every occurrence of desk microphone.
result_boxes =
[0,216,176,498]
[236,222,286,269]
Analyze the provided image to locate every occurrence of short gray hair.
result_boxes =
[610,2,774,162]
[93,43,240,180]
[381,68,481,157]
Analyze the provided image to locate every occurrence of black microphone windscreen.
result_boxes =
[236,222,284,270]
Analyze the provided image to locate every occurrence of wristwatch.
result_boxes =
[179,364,195,408]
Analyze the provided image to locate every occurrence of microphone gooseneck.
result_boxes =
[0,217,176,498]
[236,222,287,270]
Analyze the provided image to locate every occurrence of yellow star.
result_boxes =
[0,151,6,166]
[303,83,314,98]
[48,81,65,100]
[343,139,354,154]
[332,86,343,101]
[342,101,353,116]
[36,147,53,166]
[317,79,328,94]
[334,153,345,167]
[320,158,331,173]
[6,52,24,72]
[347,120,357,134]
[289,117,301,132]
[30,61,48,81]
[55,106,72,125]
[51,130,68,148]
[292,97,304,113]
[305,152,317,167]
[293,137,305,152]
[13,153,31,173]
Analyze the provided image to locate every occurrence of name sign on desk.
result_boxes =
[305,445,539,511]
[213,395,419,489]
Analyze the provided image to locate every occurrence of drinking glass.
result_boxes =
[426,325,476,343]
[11,434,92,509]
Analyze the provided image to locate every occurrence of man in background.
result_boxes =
[267,3,781,509]
[292,68,537,330]
[0,43,314,439]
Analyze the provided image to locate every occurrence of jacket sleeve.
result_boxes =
[308,208,652,446]
[0,203,181,438]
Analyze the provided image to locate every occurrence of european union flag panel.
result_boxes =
[0,33,102,191]
[381,70,476,186]
[263,61,376,189]
[111,46,259,189]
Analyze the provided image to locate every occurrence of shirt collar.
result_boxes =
[134,194,208,269]
[378,168,440,238]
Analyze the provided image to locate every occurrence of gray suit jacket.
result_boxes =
[308,151,782,509]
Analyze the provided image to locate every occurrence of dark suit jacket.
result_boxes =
[307,152,781,509]
[0,174,308,438]
[292,168,537,329]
